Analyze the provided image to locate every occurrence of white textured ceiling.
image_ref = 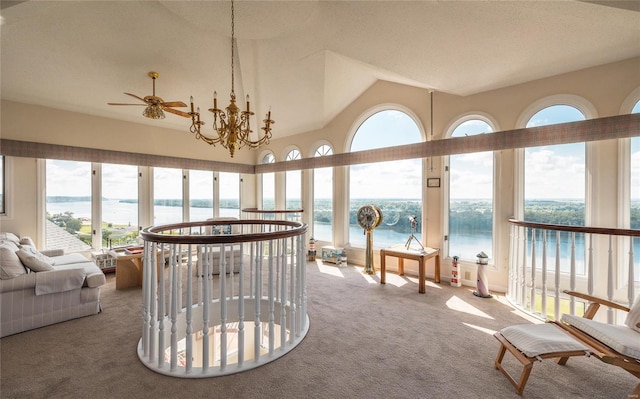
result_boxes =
[1,1,639,139]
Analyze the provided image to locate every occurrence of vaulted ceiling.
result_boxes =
[2,1,639,140]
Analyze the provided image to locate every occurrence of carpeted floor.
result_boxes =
[1,261,637,399]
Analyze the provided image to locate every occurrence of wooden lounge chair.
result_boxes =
[494,290,640,396]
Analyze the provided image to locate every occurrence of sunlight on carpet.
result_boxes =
[446,295,494,319]
[354,267,379,284]
[462,322,496,335]
[381,272,408,287]
[316,261,345,278]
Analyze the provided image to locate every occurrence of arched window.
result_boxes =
[523,104,587,276]
[349,109,423,248]
[313,144,333,242]
[524,105,586,225]
[285,149,301,212]
[447,119,494,261]
[261,153,275,211]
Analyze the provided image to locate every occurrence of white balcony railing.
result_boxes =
[508,219,639,323]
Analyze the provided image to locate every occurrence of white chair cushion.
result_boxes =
[561,314,640,360]
[625,296,640,333]
[500,323,588,358]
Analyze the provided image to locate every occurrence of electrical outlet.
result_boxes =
[464,271,471,280]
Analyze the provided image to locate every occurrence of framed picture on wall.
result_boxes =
[427,178,440,188]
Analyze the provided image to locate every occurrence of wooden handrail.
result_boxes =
[242,208,304,214]
[141,219,307,244]
[508,218,640,238]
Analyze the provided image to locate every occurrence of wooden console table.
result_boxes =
[380,245,440,294]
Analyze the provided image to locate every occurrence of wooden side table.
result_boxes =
[109,248,168,290]
[380,245,440,294]
[109,248,144,290]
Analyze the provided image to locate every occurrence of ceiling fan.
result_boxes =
[108,72,190,119]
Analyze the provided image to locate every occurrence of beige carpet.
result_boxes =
[1,261,637,399]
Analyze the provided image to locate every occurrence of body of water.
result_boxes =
[47,200,640,276]
[47,200,239,226]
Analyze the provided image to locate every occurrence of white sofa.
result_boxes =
[0,233,106,337]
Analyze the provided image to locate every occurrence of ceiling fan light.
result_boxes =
[143,104,165,119]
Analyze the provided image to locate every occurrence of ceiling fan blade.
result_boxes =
[163,106,191,118]
[107,103,146,106]
[124,92,148,103]
[162,101,187,108]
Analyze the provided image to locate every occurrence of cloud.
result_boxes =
[525,145,584,199]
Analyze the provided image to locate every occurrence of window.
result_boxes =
[45,160,92,251]
[631,100,640,278]
[262,153,275,211]
[0,155,5,215]
[349,109,423,248]
[524,105,586,274]
[285,149,301,213]
[153,167,183,225]
[313,144,333,242]
[189,170,214,221]
[102,163,138,247]
[219,172,240,218]
[447,119,494,261]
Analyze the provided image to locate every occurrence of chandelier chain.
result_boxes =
[231,0,235,96]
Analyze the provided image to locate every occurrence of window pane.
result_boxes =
[154,167,183,225]
[45,160,92,251]
[285,150,301,214]
[262,154,275,211]
[349,110,422,249]
[0,156,4,215]
[102,164,138,248]
[313,145,333,242]
[189,170,214,221]
[219,172,240,218]
[525,105,586,274]
[631,101,640,278]
[449,120,493,260]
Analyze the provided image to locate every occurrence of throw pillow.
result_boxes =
[625,295,640,333]
[0,244,28,279]
[0,232,21,245]
[19,236,36,247]
[16,245,55,272]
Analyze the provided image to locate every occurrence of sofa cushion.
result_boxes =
[51,253,91,266]
[625,296,640,333]
[35,268,85,295]
[53,261,106,288]
[0,244,28,279]
[16,245,55,272]
[19,236,36,247]
[0,232,21,245]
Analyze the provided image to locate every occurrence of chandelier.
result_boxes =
[188,0,274,158]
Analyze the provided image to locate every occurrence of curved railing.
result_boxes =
[508,219,639,323]
[242,208,303,222]
[137,219,308,378]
